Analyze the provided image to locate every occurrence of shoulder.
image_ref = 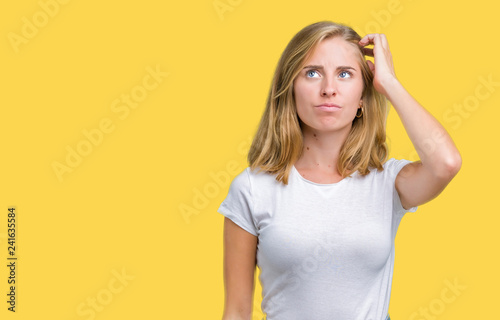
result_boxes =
[246,166,283,186]
[228,166,280,193]
[224,168,252,201]
[380,157,414,178]
[358,158,414,187]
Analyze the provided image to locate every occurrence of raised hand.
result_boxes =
[358,33,398,97]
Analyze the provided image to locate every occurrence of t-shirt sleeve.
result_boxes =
[387,158,419,216]
[217,168,258,236]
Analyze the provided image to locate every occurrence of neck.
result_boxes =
[295,124,352,174]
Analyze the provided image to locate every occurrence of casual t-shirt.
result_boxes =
[217,158,418,320]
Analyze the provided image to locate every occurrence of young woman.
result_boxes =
[218,21,461,320]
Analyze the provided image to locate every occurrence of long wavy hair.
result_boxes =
[248,21,389,185]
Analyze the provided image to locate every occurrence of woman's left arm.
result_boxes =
[359,33,462,210]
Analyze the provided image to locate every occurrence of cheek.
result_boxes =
[341,81,364,102]
[293,85,309,119]
[293,82,311,106]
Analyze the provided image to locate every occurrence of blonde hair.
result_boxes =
[248,21,389,185]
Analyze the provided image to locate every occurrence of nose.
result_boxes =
[321,77,336,97]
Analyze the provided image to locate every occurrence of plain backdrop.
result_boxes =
[0,0,498,319]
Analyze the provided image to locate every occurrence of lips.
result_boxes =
[315,103,341,111]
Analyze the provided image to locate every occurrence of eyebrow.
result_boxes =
[303,65,356,71]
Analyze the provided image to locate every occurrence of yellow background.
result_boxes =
[0,0,498,319]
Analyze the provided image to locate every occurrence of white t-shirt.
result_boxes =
[218,158,418,320]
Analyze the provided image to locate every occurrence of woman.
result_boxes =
[218,21,461,320]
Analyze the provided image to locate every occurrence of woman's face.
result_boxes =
[293,36,365,135]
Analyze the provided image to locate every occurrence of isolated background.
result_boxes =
[1,0,499,319]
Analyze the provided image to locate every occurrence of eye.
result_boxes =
[339,70,352,79]
[306,70,320,78]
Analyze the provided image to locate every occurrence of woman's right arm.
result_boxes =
[222,217,258,320]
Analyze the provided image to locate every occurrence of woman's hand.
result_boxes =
[358,33,398,97]
[357,36,462,216]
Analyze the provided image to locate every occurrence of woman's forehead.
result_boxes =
[305,37,360,66]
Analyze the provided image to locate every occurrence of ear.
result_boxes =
[366,60,375,73]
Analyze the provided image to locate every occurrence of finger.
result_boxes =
[379,33,389,50]
[358,34,376,47]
